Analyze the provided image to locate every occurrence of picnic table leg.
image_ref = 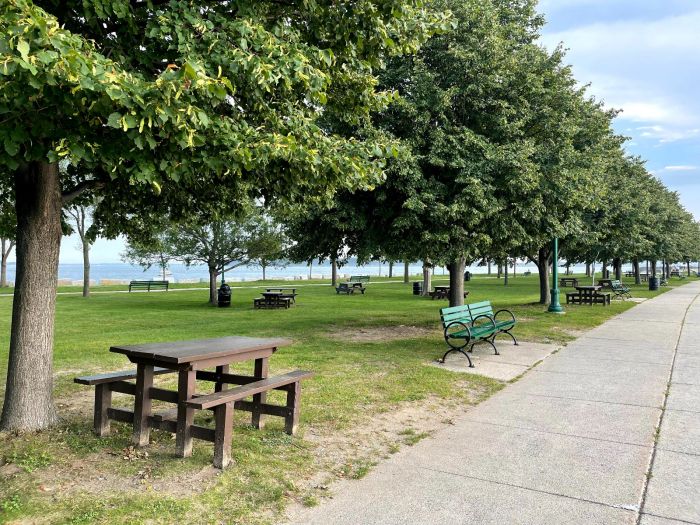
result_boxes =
[133,364,154,446]
[94,383,112,437]
[251,357,269,429]
[284,381,301,435]
[215,365,229,393]
[176,369,196,457]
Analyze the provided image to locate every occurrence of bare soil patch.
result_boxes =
[332,325,437,343]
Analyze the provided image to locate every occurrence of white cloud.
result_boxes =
[540,10,700,144]
[663,165,698,171]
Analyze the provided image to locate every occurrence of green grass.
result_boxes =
[0,273,688,524]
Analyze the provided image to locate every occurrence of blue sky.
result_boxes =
[39,0,700,263]
[539,0,700,219]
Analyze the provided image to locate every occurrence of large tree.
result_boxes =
[0,0,450,430]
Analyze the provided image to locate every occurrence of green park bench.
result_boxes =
[610,279,632,300]
[129,280,169,292]
[439,300,518,367]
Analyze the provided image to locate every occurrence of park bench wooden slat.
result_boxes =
[439,300,518,367]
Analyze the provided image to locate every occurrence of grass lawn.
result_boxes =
[0,274,688,524]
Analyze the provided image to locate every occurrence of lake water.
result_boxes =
[1,260,585,285]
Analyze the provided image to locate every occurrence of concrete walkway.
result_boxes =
[288,282,700,525]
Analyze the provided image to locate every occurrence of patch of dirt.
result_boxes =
[332,325,437,343]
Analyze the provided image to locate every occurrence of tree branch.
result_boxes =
[62,181,106,205]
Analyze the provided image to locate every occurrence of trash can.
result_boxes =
[217,283,231,307]
[413,281,422,296]
[464,271,471,282]
[648,277,659,291]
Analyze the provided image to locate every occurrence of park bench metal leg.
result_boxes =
[133,364,154,446]
[176,369,196,457]
[440,347,473,367]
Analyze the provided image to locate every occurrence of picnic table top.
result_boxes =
[575,285,602,291]
[110,336,292,365]
[266,288,297,293]
[434,285,450,290]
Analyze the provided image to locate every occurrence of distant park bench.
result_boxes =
[439,300,518,367]
[129,280,169,292]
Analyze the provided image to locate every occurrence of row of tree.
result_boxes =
[279,0,700,305]
[0,0,697,434]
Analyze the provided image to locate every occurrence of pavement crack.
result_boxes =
[416,465,638,513]
[635,290,700,525]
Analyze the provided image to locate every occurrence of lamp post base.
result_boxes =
[548,288,565,314]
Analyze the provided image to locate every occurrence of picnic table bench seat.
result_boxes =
[336,282,366,294]
[439,300,518,367]
[184,370,313,468]
[429,288,469,300]
[129,280,169,292]
[254,296,292,309]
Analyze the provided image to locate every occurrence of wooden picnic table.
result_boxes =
[597,278,613,289]
[567,285,610,306]
[559,277,579,287]
[109,336,291,457]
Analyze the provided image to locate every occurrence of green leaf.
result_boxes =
[16,39,30,60]
[4,140,19,157]
[107,112,122,128]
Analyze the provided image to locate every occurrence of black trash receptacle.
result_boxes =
[464,271,471,282]
[648,277,659,291]
[413,281,422,295]
[217,283,232,307]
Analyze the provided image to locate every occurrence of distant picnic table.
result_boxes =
[559,277,579,287]
[75,336,312,468]
[566,285,610,306]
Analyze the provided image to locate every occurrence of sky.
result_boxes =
[21,0,700,264]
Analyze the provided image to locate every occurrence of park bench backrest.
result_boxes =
[349,275,370,283]
[467,300,495,320]
[440,305,472,328]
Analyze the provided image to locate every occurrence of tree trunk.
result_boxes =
[497,263,502,279]
[1,161,62,431]
[209,267,218,305]
[262,264,267,281]
[82,241,90,297]
[388,261,393,278]
[651,260,657,276]
[513,258,516,278]
[487,260,491,275]
[665,260,670,278]
[1,238,14,287]
[634,257,641,285]
[447,258,466,307]
[331,258,338,287]
[613,257,622,281]
[585,262,591,277]
[403,261,409,284]
[536,247,551,305]
[504,259,509,286]
[421,263,432,297]
[687,260,691,277]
